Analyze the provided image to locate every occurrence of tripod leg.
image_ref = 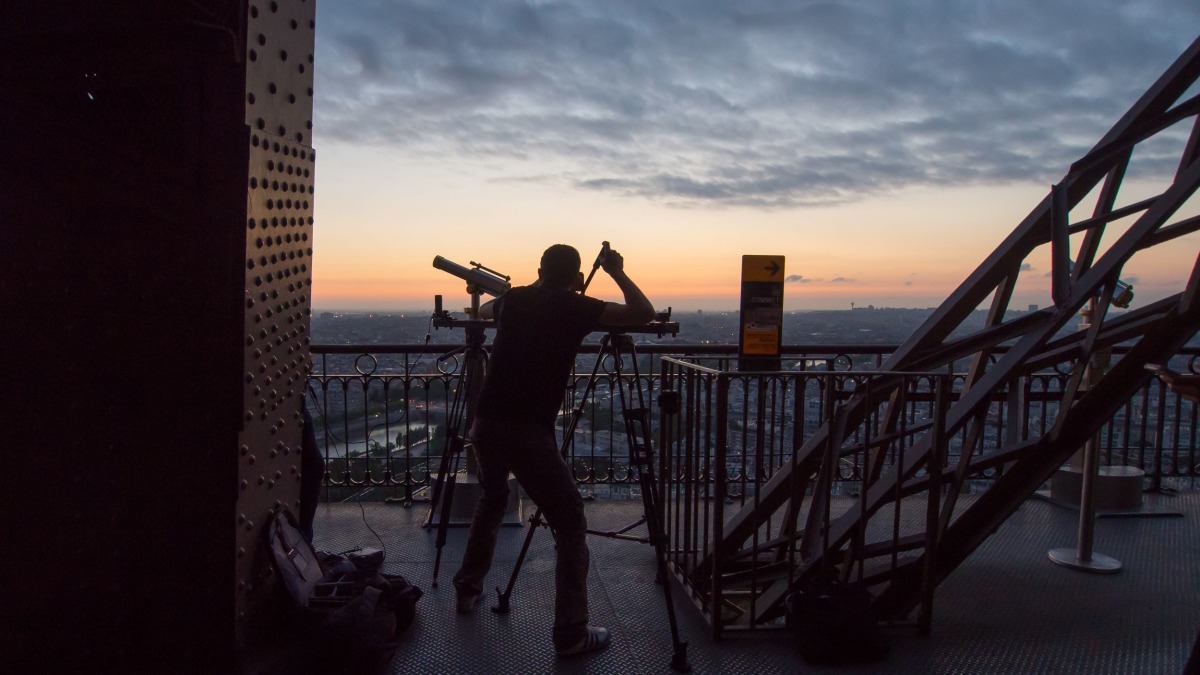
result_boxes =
[627,405,691,672]
[427,340,481,586]
[431,432,465,588]
[423,429,458,529]
[491,506,547,613]
[641,472,690,671]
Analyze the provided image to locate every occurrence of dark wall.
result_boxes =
[0,2,315,671]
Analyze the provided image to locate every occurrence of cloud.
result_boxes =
[314,1,1199,208]
[830,276,854,283]
[785,274,811,283]
[1021,263,1034,271]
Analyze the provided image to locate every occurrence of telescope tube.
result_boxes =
[432,255,512,297]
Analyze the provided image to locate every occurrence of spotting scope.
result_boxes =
[432,256,511,297]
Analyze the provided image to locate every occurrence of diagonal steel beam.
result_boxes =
[710,36,1200,617]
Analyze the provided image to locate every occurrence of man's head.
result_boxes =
[539,244,583,290]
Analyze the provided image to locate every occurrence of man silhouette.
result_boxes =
[452,243,653,657]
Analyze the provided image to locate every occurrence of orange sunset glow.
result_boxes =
[310,4,1199,314]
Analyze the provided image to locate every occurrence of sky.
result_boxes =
[308,1,1200,312]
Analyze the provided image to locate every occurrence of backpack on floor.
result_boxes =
[266,509,423,670]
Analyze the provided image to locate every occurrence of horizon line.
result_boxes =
[309,305,998,314]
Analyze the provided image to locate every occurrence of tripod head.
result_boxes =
[599,307,679,338]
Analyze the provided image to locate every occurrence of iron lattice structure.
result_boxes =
[711,36,1200,624]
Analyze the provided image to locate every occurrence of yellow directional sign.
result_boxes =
[739,255,785,364]
[742,255,785,282]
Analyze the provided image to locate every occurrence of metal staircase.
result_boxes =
[710,35,1200,627]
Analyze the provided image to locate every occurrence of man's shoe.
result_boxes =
[556,626,610,657]
[456,593,481,614]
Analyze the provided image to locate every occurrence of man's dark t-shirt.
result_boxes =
[475,285,606,430]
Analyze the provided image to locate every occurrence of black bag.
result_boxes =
[307,565,422,670]
[786,582,888,665]
[268,509,324,608]
[266,509,423,671]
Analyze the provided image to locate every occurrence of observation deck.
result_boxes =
[288,491,1200,674]
[275,341,1200,673]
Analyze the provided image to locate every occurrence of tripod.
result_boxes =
[425,311,490,589]
[492,330,691,672]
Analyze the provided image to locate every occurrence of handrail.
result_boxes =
[305,343,1199,505]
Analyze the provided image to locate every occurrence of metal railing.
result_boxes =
[651,351,1200,635]
[306,343,1199,503]
[655,358,957,635]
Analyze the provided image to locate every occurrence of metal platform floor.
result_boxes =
[310,487,1200,674]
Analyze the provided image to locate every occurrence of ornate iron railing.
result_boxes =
[306,343,1199,503]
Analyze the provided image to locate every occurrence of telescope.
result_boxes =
[1067,259,1134,309]
[432,256,511,297]
[1111,279,1134,309]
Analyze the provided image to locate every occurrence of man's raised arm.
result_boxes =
[597,249,655,326]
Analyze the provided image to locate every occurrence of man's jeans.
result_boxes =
[452,417,590,648]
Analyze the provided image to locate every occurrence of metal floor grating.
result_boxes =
[311,487,1200,674]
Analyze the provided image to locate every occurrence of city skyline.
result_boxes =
[309,1,1200,312]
